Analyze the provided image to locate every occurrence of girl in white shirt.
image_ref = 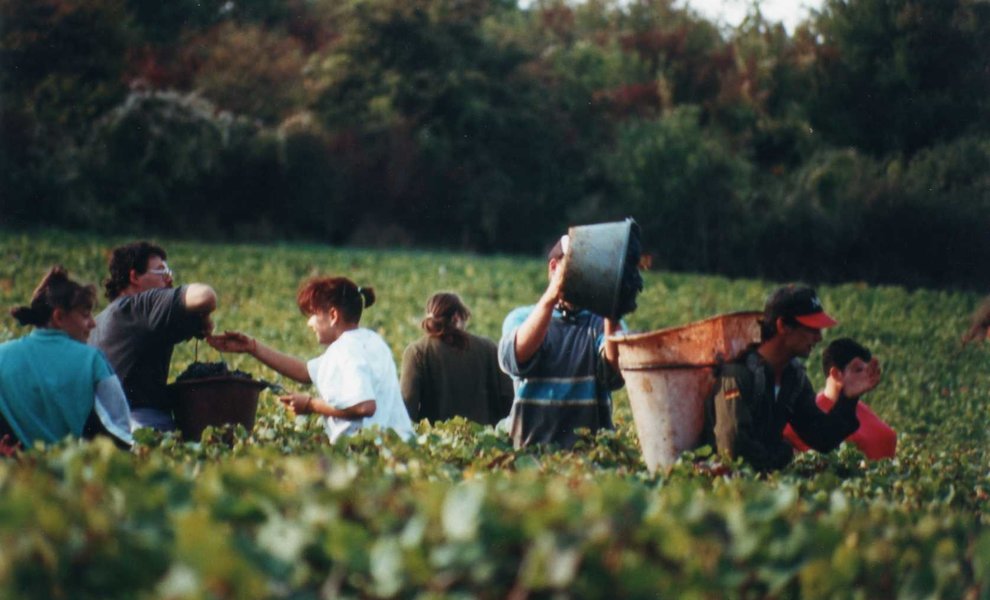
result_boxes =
[208,276,413,442]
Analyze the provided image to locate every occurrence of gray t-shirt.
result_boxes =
[89,287,205,411]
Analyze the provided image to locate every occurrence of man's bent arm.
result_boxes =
[182,284,217,313]
[513,266,564,364]
[789,373,860,452]
[513,299,555,365]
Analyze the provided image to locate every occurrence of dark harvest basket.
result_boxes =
[169,376,266,440]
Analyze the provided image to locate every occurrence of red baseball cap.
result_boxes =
[764,285,838,329]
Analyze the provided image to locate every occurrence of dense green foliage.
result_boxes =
[0,233,987,598]
[2,0,989,287]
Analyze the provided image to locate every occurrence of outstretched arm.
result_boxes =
[207,331,311,384]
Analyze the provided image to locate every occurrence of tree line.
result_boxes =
[2,0,989,288]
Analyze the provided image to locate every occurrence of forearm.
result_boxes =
[309,397,376,420]
[603,318,621,373]
[513,298,555,364]
[792,392,860,452]
[250,340,311,383]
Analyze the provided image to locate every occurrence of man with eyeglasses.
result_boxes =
[699,285,881,471]
[89,241,217,432]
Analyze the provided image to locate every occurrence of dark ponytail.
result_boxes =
[10,266,96,327]
[10,305,45,327]
[297,276,375,323]
[358,286,376,311]
[421,292,471,349]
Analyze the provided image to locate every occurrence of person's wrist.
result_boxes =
[539,292,558,310]
[839,388,860,402]
[249,337,258,356]
[303,395,314,413]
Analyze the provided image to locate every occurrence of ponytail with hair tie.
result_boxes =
[421,292,470,349]
[9,266,96,328]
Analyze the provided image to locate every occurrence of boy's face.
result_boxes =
[840,357,870,380]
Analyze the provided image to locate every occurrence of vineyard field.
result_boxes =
[0,231,987,599]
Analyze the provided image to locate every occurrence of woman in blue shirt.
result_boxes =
[0,266,132,450]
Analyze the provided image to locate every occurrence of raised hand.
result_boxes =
[842,357,882,399]
[542,256,567,308]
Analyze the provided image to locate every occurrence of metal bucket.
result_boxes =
[561,218,636,318]
[612,311,762,473]
[169,376,266,440]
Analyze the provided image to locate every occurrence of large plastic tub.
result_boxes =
[561,218,638,318]
[169,376,266,440]
[611,311,762,473]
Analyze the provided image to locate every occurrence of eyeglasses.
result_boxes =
[146,264,173,278]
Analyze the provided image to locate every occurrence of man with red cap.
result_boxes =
[700,284,881,471]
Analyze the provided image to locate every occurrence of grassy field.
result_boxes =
[0,231,988,598]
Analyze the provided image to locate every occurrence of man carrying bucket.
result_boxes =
[89,241,217,432]
[700,285,880,471]
[498,235,624,449]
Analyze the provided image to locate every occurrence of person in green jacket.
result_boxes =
[401,292,513,425]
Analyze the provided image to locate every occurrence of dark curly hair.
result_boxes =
[104,241,167,300]
[821,338,871,376]
[11,266,96,327]
[296,276,375,324]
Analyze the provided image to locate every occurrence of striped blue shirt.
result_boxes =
[498,306,623,448]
